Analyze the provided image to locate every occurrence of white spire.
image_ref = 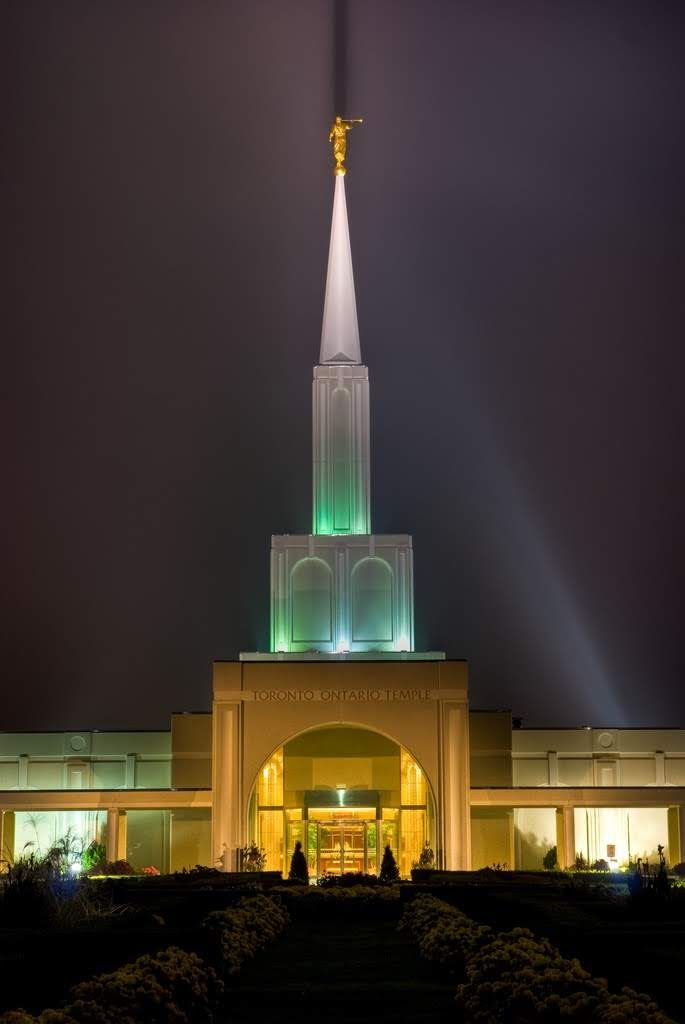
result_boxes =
[320,174,361,364]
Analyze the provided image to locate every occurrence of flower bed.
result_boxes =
[201,894,290,974]
[400,895,676,1023]
[0,896,290,1024]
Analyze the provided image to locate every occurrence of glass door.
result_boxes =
[308,808,377,878]
[341,822,366,874]
[318,823,343,876]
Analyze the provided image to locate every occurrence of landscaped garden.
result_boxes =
[1,840,684,1023]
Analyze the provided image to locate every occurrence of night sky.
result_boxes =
[4,1,684,731]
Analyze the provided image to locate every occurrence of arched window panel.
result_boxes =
[331,387,352,532]
[351,557,393,643]
[256,748,283,806]
[290,558,333,645]
[401,748,427,806]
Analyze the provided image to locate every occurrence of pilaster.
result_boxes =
[312,364,370,535]
[211,700,242,870]
[440,699,471,869]
[556,806,576,868]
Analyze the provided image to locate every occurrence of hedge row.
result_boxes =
[202,894,289,974]
[0,895,289,1024]
[270,884,399,904]
[400,895,676,1024]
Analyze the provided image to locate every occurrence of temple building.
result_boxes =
[2,138,684,878]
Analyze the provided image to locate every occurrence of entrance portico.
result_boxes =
[211,658,471,875]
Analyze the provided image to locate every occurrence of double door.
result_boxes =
[314,819,377,876]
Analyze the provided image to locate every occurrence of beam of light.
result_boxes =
[428,328,625,725]
[333,0,348,115]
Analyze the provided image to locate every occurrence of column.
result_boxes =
[667,805,685,868]
[667,807,680,866]
[1,811,15,863]
[117,811,128,861]
[106,808,119,862]
[441,700,471,869]
[211,701,241,871]
[556,806,576,869]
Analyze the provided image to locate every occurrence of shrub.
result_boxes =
[399,895,676,1023]
[80,842,106,875]
[628,849,673,903]
[542,845,558,870]
[317,871,380,887]
[0,948,222,1024]
[456,927,677,1022]
[271,884,399,912]
[2,852,59,925]
[592,858,610,872]
[0,895,293,1024]
[412,842,435,870]
[379,845,399,883]
[67,946,221,1024]
[239,841,266,873]
[400,896,491,976]
[288,841,308,884]
[202,894,289,975]
[456,927,611,1021]
[86,860,135,877]
[672,862,685,877]
[171,865,221,881]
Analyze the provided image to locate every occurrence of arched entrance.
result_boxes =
[247,724,434,878]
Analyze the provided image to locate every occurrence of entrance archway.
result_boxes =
[247,724,434,878]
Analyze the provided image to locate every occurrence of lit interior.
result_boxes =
[249,724,432,877]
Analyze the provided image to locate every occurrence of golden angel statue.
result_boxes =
[329,115,363,175]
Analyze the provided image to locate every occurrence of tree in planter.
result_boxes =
[412,842,435,870]
[240,841,267,872]
[542,845,558,870]
[379,844,399,883]
[288,840,308,883]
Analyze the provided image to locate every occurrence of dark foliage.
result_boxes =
[288,841,308,884]
[316,872,380,888]
[379,845,399,883]
[542,845,558,870]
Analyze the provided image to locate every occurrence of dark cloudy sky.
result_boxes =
[3,1,684,730]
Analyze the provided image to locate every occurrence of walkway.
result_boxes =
[222,913,456,1023]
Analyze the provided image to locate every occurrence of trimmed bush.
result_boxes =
[542,845,558,870]
[202,894,289,975]
[399,895,491,974]
[0,947,222,1024]
[288,841,308,884]
[399,895,676,1024]
[0,895,290,1024]
[67,946,221,1023]
[379,845,399,883]
[316,871,380,887]
[271,884,399,910]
